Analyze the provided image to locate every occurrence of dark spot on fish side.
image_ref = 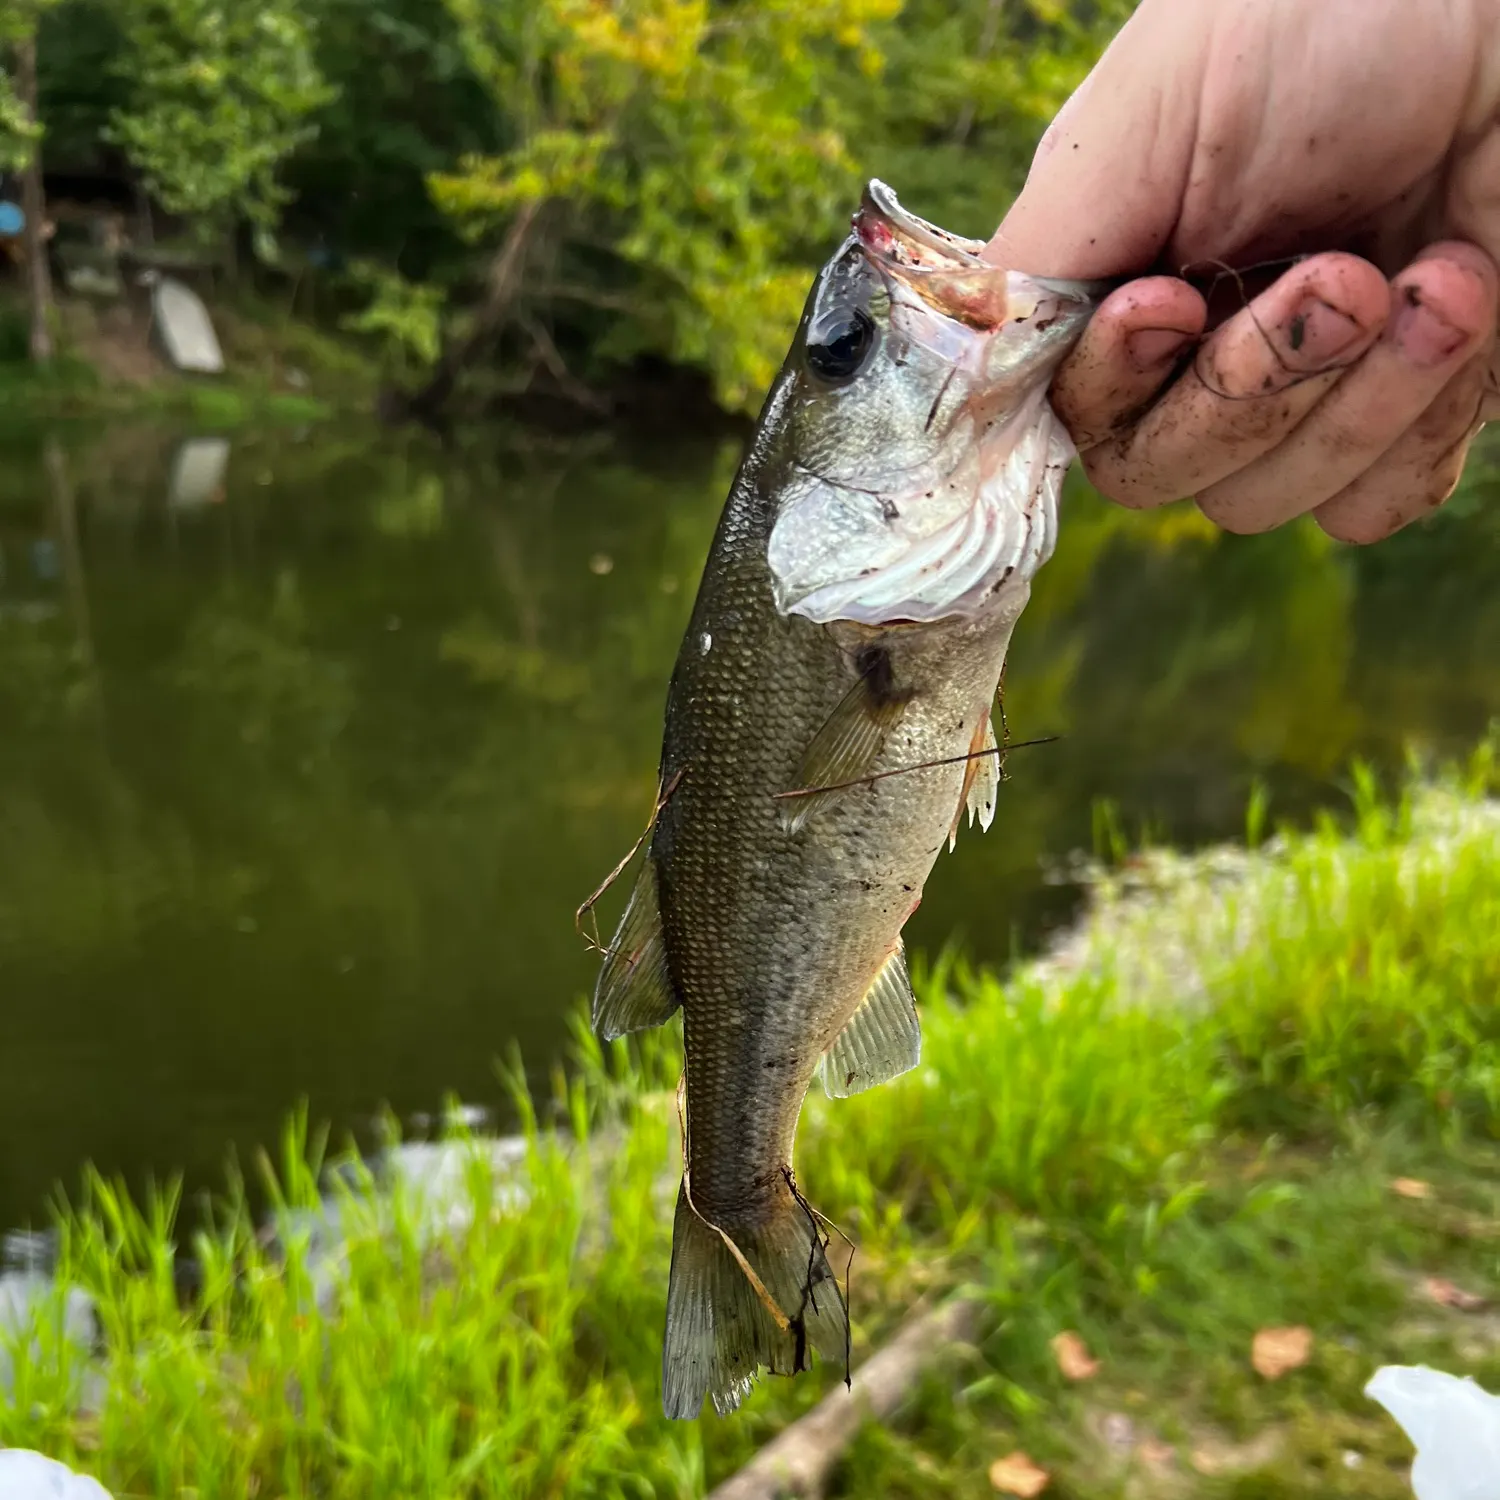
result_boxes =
[881,498,899,522]
[855,643,899,704]
[1288,312,1307,351]
[845,1069,858,1088]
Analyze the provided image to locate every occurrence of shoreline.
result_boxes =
[3,747,1498,1492]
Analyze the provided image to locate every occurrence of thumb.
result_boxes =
[984,0,1211,280]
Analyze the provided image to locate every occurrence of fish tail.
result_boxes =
[661,1175,848,1420]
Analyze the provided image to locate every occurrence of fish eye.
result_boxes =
[805,308,876,383]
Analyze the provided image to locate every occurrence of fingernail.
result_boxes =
[1284,295,1366,365]
[1393,283,1470,367]
[1126,327,1194,370]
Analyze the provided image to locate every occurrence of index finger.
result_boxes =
[983,1,1211,279]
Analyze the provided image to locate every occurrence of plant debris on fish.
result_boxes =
[585,180,1102,1420]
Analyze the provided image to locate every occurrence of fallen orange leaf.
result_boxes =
[1391,1178,1432,1200]
[1050,1330,1100,1381]
[989,1450,1050,1497]
[1423,1276,1488,1311]
[1251,1325,1312,1379]
[1139,1439,1175,1467]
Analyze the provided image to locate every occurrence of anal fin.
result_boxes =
[592,859,680,1040]
[779,646,910,835]
[968,715,999,832]
[821,944,920,1098]
[948,714,999,852]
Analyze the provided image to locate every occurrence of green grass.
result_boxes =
[5,744,1500,1497]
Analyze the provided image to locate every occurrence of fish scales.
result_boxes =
[589,179,1104,1418]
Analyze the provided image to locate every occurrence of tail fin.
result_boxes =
[661,1177,848,1420]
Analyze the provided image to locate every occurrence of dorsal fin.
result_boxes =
[778,645,911,835]
[593,859,680,1040]
[821,945,920,1098]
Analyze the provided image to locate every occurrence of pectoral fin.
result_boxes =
[593,859,680,1040]
[821,944,920,1098]
[778,647,910,835]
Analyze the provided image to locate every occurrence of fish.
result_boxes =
[590,180,1102,1420]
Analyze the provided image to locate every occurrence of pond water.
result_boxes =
[2,418,1498,1233]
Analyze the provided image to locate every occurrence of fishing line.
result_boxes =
[1174,255,1371,404]
[574,767,684,953]
[772,734,1061,805]
[783,1166,853,1390]
[790,1179,859,1392]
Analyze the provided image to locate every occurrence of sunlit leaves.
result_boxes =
[105,0,335,232]
[431,0,897,411]
[0,0,59,171]
[339,261,448,367]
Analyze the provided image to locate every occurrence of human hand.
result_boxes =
[987,0,1500,542]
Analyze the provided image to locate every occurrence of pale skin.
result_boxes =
[985,0,1500,543]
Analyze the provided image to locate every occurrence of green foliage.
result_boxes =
[339,259,446,368]
[279,0,502,275]
[430,0,899,411]
[0,0,59,171]
[104,0,335,233]
[860,0,1137,237]
[12,0,1148,408]
[4,750,1500,1491]
[421,0,1141,410]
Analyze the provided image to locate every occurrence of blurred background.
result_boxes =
[2,0,1498,1236]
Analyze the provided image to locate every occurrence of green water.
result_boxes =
[2,419,1498,1232]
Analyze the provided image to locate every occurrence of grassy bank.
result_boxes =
[0,293,379,426]
[5,747,1500,1497]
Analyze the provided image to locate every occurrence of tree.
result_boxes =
[105,0,335,248]
[2,0,61,363]
[857,0,1139,240]
[412,0,1135,418]
[422,0,900,416]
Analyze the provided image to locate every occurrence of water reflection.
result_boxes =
[0,420,1496,1232]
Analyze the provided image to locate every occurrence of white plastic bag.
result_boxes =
[0,1450,112,1499]
[1367,1365,1500,1500]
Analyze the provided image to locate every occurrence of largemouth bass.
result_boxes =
[591,181,1100,1420]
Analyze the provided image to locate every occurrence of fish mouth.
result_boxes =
[853,179,1106,332]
